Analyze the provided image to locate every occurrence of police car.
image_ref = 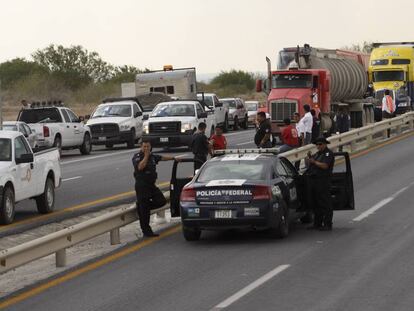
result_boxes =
[170,149,354,241]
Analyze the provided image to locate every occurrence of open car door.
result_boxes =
[331,152,355,210]
[170,159,199,217]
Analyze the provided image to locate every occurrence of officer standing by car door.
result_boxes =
[132,140,179,237]
[192,122,210,171]
[306,137,335,231]
[255,111,272,148]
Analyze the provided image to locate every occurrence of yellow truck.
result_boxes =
[368,42,414,119]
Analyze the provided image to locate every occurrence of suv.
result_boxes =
[220,98,248,130]
[197,93,229,132]
[142,100,215,148]
[17,104,92,155]
[87,97,144,149]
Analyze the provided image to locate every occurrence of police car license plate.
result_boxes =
[215,210,232,219]
[160,137,169,142]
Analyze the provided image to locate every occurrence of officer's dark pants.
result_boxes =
[194,154,207,171]
[309,177,333,227]
[135,183,167,234]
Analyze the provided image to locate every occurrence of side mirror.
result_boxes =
[135,111,143,118]
[237,104,243,109]
[16,153,34,164]
[85,115,91,120]
[215,102,223,108]
[143,114,149,121]
[79,116,85,122]
[199,112,208,118]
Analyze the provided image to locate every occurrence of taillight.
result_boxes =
[43,126,50,137]
[252,186,271,200]
[180,187,196,202]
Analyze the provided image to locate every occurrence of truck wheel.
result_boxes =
[36,177,55,214]
[269,200,289,239]
[80,133,92,155]
[223,115,229,133]
[53,136,62,156]
[0,186,15,225]
[233,117,239,130]
[182,226,201,241]
[242,115,248,129]
[127,128,136,149]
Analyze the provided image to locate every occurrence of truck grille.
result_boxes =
[90,123,120,137]
[271,101,297,122]
[149,122,181,133]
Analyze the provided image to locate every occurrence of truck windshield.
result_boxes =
[0,139,12,161]
[278,51,296,70]
[272,74,312,88]
[221,100,236,108]
[197,162,266,182]
[373,71,405,82]
[92,105,132,118]
[151,104,195,117]
[19,108,62,123]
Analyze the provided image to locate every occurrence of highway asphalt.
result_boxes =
[8,129,257,225]
[3,132,414,310]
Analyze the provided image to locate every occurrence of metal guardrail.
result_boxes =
[1,112,414,274]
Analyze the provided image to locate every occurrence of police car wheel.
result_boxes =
[182,226,201,241]
[269,201,289,239]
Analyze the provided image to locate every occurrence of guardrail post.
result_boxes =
[396,124,402,135]
[350,141,357,152]
[366,134,373,147]
[110,228,121,245]
[383,129,389,139]
[56,249,67,268]
[409,119,414,130]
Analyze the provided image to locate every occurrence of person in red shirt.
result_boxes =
[209,126,227,154]
[280,118,299,153]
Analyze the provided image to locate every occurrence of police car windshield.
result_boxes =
[92,105,132,118]
[0,139,12,161]
[197,161,266,182]
[151,104,195,117]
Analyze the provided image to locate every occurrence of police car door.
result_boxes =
[274,159,299,210]
[170,158,196,217]
[331,152,355,210]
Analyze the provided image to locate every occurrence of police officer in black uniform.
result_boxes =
[132,140,179,237]
[191,122,210,171]
[306,137,335,231]
[254,111,272,148]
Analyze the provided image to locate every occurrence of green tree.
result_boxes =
[0,58,47,89]
[32,44,114,89]
[211,70,255,90]
[109,65,142,84]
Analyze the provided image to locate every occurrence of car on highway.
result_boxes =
[17,103,92,155]
[142,100,215,149]
[220,98,248,130]
[170,149,354,241]
[87,97,144,149]
[0,131,61,224]
[197,93,229,132]
[245,100,260,126]
[2,121,39,150]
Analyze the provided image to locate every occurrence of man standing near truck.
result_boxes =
[254,111,272,148]
[192,122,210,171]
[299,104,313,145]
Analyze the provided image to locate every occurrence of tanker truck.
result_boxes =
[256,44,376,139]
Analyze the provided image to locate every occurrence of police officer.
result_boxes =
[254,111,272,148]
[306,137,335,231]
[191,122,210,171]
[132,140,179,237]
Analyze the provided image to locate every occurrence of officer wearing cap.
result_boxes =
[132,140,179,237]
[306,137,335,231]
[254,111,272,148]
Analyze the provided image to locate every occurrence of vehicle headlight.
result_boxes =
[272,185,282,197]
[120,124,131,131]
[143,122,149,134]
[181,123,193,133]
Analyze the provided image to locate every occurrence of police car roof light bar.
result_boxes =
[213,148,280,155]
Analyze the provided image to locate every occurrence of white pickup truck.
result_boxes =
[197,93,229,132]
[17,104,92,155]
[0,131,61,224]
[86,97,144,149]
[142,100,215,148]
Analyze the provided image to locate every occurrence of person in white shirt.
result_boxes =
[382,89,396,138]
[299,104,313,145]
[293,113,303,145]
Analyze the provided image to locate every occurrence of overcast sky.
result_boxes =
[1,0,414,75]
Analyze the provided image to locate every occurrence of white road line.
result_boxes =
[211,264,290,310]
[61,149,136,165]
[236,141,254,146]
[353,182,414,222]
[62,176,83,182]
